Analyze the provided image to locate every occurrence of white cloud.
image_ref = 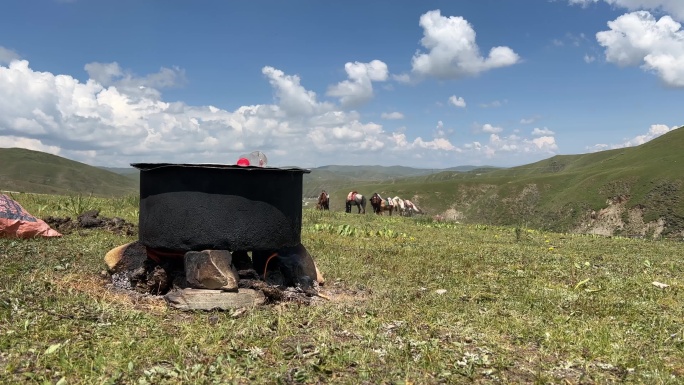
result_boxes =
[262,66,333,116]
[392,73,412,84]
[551,33,590,49]
[480,124,503,134]
[584,54,597,63]
[465,133,558,158]
[520,116,539,124]
[434,120,455,138]
[588,143,610,152]
[0,58,478,167]
[569,32,589,47]
[596,11,684,87]
[0,58,564,168]
[479,100,507,108]
[488,134,519,154]
[448,95,466,108]
[391,132,458,151]
[381,112,404,120]
[532,127,555,136]
[569,0,684,21]
[308,121,387,152]
[410,10,520,80]
[0,135,61,154]
[0,46,20,64]
[569,0,597,5]
[326,60,388,108]
[530,136,559,152]
[0,60,338,165]
[84,62,186,100]
[587,124,678,151]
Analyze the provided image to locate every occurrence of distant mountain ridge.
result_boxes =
[100,167,140,178]
[302,164,501,196]
[0,148,491,198]
[95,163,499,198]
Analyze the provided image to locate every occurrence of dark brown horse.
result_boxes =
[316,191,329,210]
[370,193,394,215]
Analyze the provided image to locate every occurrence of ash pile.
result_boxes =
[104,242,325,311]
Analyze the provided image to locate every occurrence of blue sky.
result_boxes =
[0,0,682,168]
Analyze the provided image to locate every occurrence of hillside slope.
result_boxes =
[0,148,138,197]
[303,165,499,197]
[333,127,684,237]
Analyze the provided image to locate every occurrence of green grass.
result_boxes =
[2,195,684,384]
[2,192,140,223]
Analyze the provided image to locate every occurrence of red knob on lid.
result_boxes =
[236,158,250,166]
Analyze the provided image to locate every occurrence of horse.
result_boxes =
[345,191,366,214]
[316,191,329,210]
[370,193,395,216]
[404,199,422,216]
[391,196,405,215]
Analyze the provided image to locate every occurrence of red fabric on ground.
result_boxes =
[0,194,62,238]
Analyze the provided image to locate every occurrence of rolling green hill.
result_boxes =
[331,126,684,236]
[302,165,500,197]
[0,148,138,197]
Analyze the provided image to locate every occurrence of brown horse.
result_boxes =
[316,191,329,210]
[370,193,394,216]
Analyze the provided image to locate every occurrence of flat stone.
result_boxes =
[164,288,266,311]
[104,241,148,273]
[184,250,239,291]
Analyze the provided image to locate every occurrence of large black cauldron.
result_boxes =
[131,163,310,253]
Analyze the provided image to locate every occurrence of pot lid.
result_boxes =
[130,163,311,173]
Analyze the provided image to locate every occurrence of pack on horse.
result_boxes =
[345,191,366,214]
[404,199,422,216]
[391,196,406,216]
[316,191,330,210]
[370,193,395,216]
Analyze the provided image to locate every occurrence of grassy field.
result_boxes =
[2,194,684,384]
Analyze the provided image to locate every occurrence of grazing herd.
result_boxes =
[315,190,422,216]
[368,193,422,216]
